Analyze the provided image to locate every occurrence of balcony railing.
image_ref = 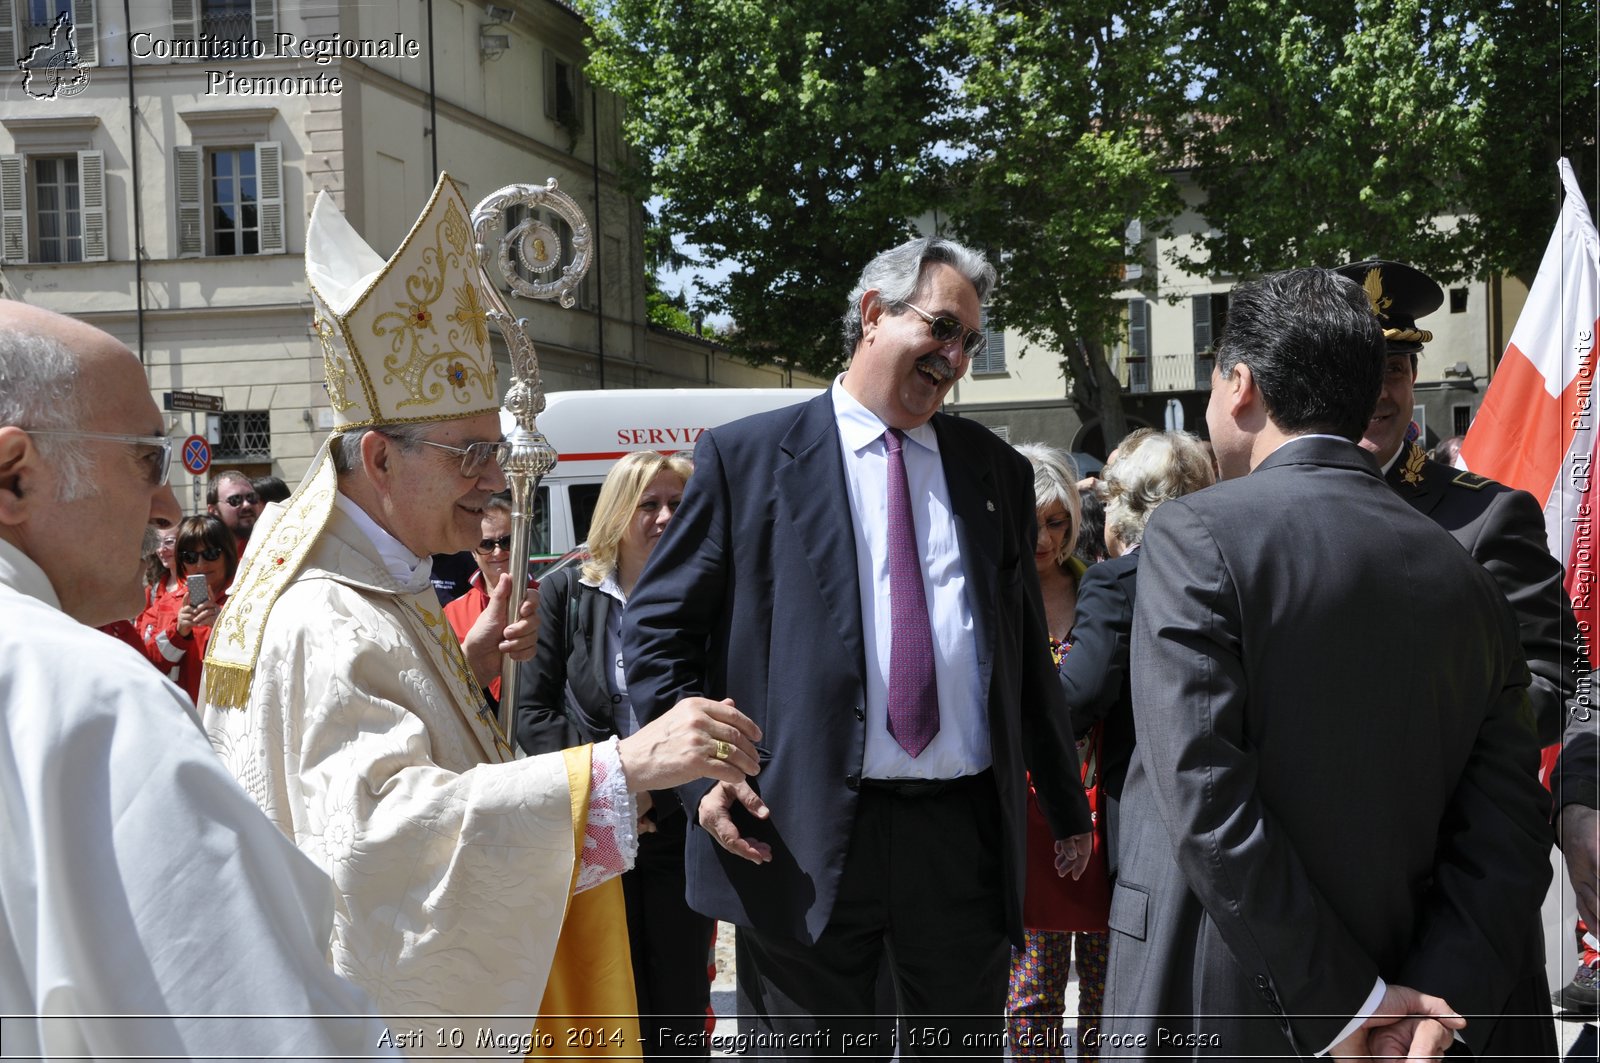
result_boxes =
[1127,361,1150,393]
[1195,353,1215,390]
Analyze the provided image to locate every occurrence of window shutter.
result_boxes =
[1192,293,1212,354]
[543,49,558,120]
[254,140,285,255]
[174,145,203,257]
[0,154,26,265]
[251,0,274,43]
[0,0,16,67]
[1129,299,1149,360]
[71,0,95,65]
[78,149,106,261]
[170,0,197,42]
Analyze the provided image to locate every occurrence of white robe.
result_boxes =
[202,501,617,1047]
[0,539,391,1061]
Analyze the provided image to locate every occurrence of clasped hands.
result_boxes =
[1330,985,1466,1061]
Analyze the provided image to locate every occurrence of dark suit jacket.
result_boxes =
[1387,439,1587,744]
[622,392,1090,946]
[514,566,609,755]
[1059,549,1138,876]
[1552,671,1600,814]
[1107,436,1552,1056]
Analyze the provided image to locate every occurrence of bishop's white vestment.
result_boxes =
[0,538,392,1061]
[203,495,639,1053]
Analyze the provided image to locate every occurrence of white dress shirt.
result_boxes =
[831,377,990,780]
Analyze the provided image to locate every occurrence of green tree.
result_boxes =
[944,0,1184,446]
[580,0,956,375]
[1171,0,1596,283]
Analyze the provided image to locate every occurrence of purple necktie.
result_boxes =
[884,428,939,756]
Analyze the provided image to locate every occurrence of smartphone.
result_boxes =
[186,573,211,607]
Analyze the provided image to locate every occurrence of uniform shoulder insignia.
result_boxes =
[1451,470,1492,491]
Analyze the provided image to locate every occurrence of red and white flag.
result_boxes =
[1461,158,1600,644]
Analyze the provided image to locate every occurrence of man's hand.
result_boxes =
[1558,804,1600,930]
[616,697,762,793]
[462,574,539,686]
[1054,832,1094,880]
[1329,984,1464,1061]
[698,780,773,865]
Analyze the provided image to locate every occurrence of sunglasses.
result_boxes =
[475,534,513,556]
[180,546,224,565]
[899,301,986,360]
[223,493,259,508]
[385,433,511,479]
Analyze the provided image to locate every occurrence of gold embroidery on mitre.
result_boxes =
[448,280,490,350]
[369,198,495,412]
[1362,267,1392,319]
[313,313,357,413]
[1400,441,1426,487]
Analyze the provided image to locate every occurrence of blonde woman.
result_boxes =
[514,449,710,1059]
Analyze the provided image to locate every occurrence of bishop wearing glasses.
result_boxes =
[623,236,1092,1054]
[200,175,761,1052]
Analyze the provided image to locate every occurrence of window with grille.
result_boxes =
[216,410,270,460]
[1453,404,1473,437]
[0,0,99,67]
[168,0,273,57]
[970,304,1007,375]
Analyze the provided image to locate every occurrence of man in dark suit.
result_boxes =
[624,236,1092,1057]
[1553,676,1600,1016]
[1334,259,1587,746]
[1104,268,1554,1058]
[1335,259,1575,1048]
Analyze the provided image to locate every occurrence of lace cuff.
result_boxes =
[575,737,639,894]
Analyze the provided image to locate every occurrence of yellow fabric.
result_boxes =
[532,745,642,1060]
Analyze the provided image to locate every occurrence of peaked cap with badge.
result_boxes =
[1334,259,1443,357]
[203,173,501,707]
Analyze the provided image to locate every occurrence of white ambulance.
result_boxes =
[514,387,823,572]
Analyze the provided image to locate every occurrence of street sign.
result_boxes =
[181,435,212,476]
[164,390,224,413]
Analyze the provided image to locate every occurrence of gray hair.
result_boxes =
[331,422,431,474]
[1103,429,1215,549]
[0,326,91,500]
[840,237,998,360]
[1014,442,1083,567]
[484,491,512,517]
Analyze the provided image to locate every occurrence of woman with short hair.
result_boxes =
[515,449,711,1059]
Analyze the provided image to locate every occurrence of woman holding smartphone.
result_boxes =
[137,514,238,707]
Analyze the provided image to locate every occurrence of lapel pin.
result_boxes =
[986,500,995,512]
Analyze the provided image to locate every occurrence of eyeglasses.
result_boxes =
[179,546,224,565]
[27,429,172,486]
[898,301,985,360]
[389,434,511,478]
[475,534,513,556]
[222,493,258,508]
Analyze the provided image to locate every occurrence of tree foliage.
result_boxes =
[943,0,1185,442]
[580,0,956,375]
[1171,0,1596,283]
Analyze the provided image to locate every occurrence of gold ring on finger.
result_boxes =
[712,739,732,761]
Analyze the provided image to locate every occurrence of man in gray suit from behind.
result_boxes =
[1104,268,1554,1058]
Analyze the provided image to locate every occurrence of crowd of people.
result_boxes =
[2,172,1598,1063]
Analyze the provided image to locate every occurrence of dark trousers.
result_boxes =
[626,821,717,1060]
[733,773,1011,1060]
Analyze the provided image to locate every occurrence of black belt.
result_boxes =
[858,769,991,799]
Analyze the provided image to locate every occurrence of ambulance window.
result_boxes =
[571,483,603,543]
[532,486,551,554]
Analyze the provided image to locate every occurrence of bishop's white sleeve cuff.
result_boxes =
[573,736,639,894]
